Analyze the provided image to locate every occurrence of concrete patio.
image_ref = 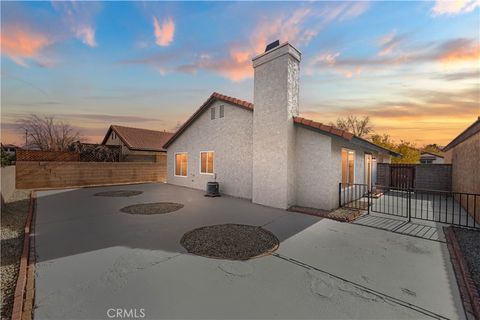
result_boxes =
[34,183,466,319]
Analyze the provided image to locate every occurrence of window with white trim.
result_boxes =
[200,151,214,174]
[341,149,355,185]
[175,153,188,177]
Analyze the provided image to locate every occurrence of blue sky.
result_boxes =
[1,1,479,145]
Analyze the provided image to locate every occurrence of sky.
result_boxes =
[1,0,479,147]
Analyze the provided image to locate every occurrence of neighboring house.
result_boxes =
[163,42,398,210]
[102,125,173,162]
[1,143,19,157]
[443,117,480,222]
[419,151,444,164]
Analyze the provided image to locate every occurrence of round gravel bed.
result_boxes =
[94,190,143,197]
[180,224,279,260]
[120,202,184,215]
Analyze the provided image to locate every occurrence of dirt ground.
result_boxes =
[1,189,31,319]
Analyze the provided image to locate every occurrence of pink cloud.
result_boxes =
[431,0,480,15]
[153,17,175,47]
[0,26,51,66]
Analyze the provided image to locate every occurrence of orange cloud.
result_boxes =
[438,40,480,66]
[153,17,175,47]
[0,26,51,66]
[432,0,480,15]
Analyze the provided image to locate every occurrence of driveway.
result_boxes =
[34,183,465,319]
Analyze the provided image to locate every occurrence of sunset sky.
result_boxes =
[1,1,479,146]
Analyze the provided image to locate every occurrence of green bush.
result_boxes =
[1,150,13,167]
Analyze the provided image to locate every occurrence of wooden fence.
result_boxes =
[16,160,166,189]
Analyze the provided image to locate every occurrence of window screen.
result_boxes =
[219,105,224,118]
[211,107,215,120]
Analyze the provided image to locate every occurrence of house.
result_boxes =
[419,151,444,164]
[1,143,19,157]
[163,42,398,210]
[443,117,480,221]
[102,125,173,162]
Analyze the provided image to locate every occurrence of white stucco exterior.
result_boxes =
[165,42,395,211]
[166,100,253,199]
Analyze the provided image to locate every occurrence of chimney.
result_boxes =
[251,41,301,209]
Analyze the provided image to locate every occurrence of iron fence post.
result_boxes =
[367,185,370,215]
[408,188,412,223]
[338,183,342,208]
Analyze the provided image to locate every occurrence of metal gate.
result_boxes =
[390,164,415,189]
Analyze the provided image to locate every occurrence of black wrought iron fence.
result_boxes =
[338,183,480,229]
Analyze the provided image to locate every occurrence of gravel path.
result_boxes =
[1,189,31,319]
[453,227,480,296]
[120,202,184,215]
[181,224,279,260]
[94,190,143,197]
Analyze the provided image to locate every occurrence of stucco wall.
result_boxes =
[166,101,253,199]
[252,45,300,209]
[1,165,16,204]
[294,127,335,209]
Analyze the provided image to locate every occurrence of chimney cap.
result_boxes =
[265,40,280,52]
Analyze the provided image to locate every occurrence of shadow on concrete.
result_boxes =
[33,183,323,263]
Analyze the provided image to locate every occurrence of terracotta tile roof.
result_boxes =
[101,125,174,152]
[293,117,354,140]
[163,92,397,156]
[163,92,253,148]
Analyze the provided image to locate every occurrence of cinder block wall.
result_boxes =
[376,163,390,187]
[1,165,16,203]
[415,164,452,191]
[16,160,166,189]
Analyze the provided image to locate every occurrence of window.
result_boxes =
[200,151,214,174]
[211,107,215,120]
[219,105,224,118]
[175,153,188,177]
[341,149,355,186]
[420,159,433,164]
[112,132,116,139]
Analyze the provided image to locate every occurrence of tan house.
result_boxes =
[443,117,480,222]
[102,125,173,162]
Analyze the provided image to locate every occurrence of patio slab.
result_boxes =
[34,183,465,319]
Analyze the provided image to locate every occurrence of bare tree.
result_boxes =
[331,115,373,137]
[17,115,83,151]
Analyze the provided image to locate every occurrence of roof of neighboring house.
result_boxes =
[443,117,480,152]
[101,125,174,152]
[420,151,444,158]
[1,143,19,149]
[162,92,399,156]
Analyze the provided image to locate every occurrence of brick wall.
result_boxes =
[415,164,452,191]
[449,131,480,222]
[376,163,390,187]
[16,160,166,189]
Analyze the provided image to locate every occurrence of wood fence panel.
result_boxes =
[16,161,166,189]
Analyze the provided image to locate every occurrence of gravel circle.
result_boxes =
[453,227,480,296]
[120,202,184,215]
[94,190,143,197]
[180,224,279,260]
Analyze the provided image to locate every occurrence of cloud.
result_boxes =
[435,70,480,80]
[309,37,480,77]
[51,1,101,47]
[0,25,52,67]
[377,30,408,57]
[153,17,175,47]
[431,0,480,15]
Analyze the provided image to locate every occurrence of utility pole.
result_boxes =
[24,129,28,150]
